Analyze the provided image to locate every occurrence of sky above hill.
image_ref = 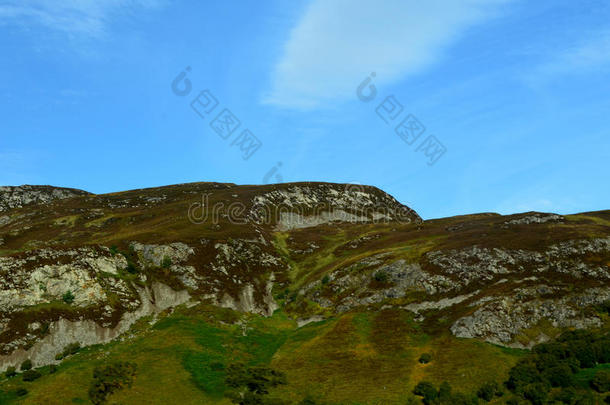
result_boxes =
[1,0,609,219]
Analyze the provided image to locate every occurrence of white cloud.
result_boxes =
[0,0,165,38]
[263,0,512,109]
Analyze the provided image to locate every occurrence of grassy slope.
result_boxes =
[0,304,523,405]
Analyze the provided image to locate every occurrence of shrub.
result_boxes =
[419,353,432,364]
[125,261,138,274]
[321,275,330,285]
[62,290,75,304]
[161,256,172,268]
[522,383,549,405]
[64,342,81,356]
[15,387,28,397]
[5,366,16,378]
[542,364,574,388]
[49,364,57,374]
[591,370,610,393]
[55,353,64,361]
[224,363,287,404]
[477,381,499,402]
[88,362,137,405]
[438,381,452,402]
[20,359,32,371]
[109,245,119,255]
[22,370,41,382]
[413,381,438,405]
[373,271,389,283]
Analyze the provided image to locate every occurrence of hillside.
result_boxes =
[0,182,608,404]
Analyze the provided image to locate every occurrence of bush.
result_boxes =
[15,387,28,397]
[22,370,41,382]
[20,359,32,371]
[591,370,610,393]
[224,363,287,404]
[477,381,499,402]
[373,271,389,283]
[62,290,75,304]
[88,362,137,405]
[413,381,438,405]
[49,364,57,374]
[161,256,172,268]
[5,366,16,378]
[321,275,330,285]
[419,353,432,364]
[64,342,81,356]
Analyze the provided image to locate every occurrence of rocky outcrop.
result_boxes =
[0,282,191,371]
[249,183,420,230]
[451,287,610,347]
[0,185,90,212]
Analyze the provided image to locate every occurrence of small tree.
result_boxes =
[62,290,75,304]
[5,366,16,378]
[477,381,499,402]
[20,359,32,371]
[419,353,432,364]
[592,370,610,393]
[373,271,389,283]
[22,369,41,382]
[161,256,172,269]
[15,388,28,397]
[413,381,438,405]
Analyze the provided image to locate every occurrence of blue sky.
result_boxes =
[1,0,609,219]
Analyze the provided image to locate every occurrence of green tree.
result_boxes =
[419,353,432,364]
[5,366,16,378]
[591,370,610,393]
[413,381,438,405]
[88,362,137,405]
[20,359,32,371]
[477,381,499,402]
[22,370,41,382]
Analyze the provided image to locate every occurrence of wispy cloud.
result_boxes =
[0,0,166,38]
[263,0,512,109]
[529,29,610,81]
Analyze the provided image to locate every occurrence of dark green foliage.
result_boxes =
[49,364,57,374]
[438,381,452,402]
[542,364,574,388]
[413,381,478,405]
[125,261,138,274]
[62,290,75,304]
[88,361,137,405]
[5,366,16,378]
[372,271,389,283]
[20,359,32,371]
[591,370,610,393]
[321,275,330,285]
[22,369,41,382]
[522,383,549,405]
[224,363,287,404]
[161,256,172,268]
[15,388,28,397]
[109,245,119,255]
[477,381,500,401]
[419,353,432,364]
[413,381,438,404]
[505,330,610,403]
[55,342,81,360]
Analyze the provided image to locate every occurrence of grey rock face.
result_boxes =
[0,185,90,212]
